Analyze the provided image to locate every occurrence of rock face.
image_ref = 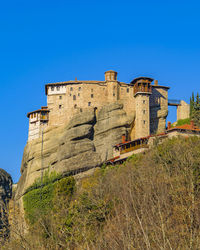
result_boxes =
[0,169,13,240]
[15,103,132,201]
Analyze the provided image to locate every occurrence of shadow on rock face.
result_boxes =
[0,169,13,242]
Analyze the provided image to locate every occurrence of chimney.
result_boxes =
[167,122,171,130]
[75,77,77,81]
[122,134,126,143]
[190,120,194,128]
[41,106,48,110]
[154,80,158,86]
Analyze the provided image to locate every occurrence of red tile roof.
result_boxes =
[168,123,200,132]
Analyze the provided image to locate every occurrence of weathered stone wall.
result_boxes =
[177,100,190,120]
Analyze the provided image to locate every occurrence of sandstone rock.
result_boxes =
[15,102,131,201]
[66,109,96,129]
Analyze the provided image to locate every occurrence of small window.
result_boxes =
[59,105,62,109]
[70,87,73,91]
[74,104,77,109]
[127,88,129,93]
[57,86,60,91]
[79,87,81,91]
[88,102,91,106]
[34,113,36,118]
[31,114,33,118]
[80,108,82,112]
[143,110,145,114]
[143,120,146,124]
[59,96,62,99]
[113,93,115,96]
[143,100,145,104]
[73,95,76,100]
[78,93,80,97]
[70,93,72,96]
[91,94,94,98]
[51,86,54,91]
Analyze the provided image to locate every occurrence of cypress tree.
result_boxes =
[190,92,195,117]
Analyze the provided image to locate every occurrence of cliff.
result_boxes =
[15,103,133,201]
[0,169,12,241]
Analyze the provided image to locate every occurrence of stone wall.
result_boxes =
[177,100,190,120]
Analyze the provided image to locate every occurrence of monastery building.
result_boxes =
[27,70,190,142]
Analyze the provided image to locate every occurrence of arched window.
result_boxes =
[73,95,76,100]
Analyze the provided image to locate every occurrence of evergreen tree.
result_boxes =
[191,92,200,127]
[190,92,195,117]
[196,92,200,109]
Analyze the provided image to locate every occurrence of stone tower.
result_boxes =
[131,77,153,139]
[105,70,119,102]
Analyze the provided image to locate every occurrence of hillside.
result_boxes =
[5,136,200,249]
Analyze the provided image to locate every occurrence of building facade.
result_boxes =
[27,70,187,142]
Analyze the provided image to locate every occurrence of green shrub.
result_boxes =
[176,118,191,126]
[23,175,76,225]
[25,171,62,193]
[23,183,54,224]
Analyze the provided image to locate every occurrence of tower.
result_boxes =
[105,70,119,102]
[131,77,153,139]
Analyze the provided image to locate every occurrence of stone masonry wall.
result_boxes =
[177,100,190,120]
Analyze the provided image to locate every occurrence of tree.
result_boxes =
[190,92,195,118]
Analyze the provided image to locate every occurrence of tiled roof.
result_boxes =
[168,124,200,132]
[27,108,49,118]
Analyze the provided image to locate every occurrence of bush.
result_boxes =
[23,175,75,225]
[176,118,191,126]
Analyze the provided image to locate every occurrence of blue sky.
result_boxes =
[0,0,200,182]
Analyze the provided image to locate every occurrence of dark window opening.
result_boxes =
[73,95,76,100]
[127,88,129,93]
[59,96,62,99]
[78,93,80,96]
[88,102,91,106]
[59,105,62,109]
[51,86,54,91]
[91,94,94,98]
[74,104,77,108]
[70,87,73,91]
[79,87,81,91]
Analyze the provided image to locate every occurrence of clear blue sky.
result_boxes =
[1,0,200,183]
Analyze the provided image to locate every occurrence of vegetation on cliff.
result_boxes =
[190,92,200,126]
[5,136,200,249]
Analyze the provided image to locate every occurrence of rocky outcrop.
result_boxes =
[15,103,132,201]
[0,169,12,240]
[94,103,130,161]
